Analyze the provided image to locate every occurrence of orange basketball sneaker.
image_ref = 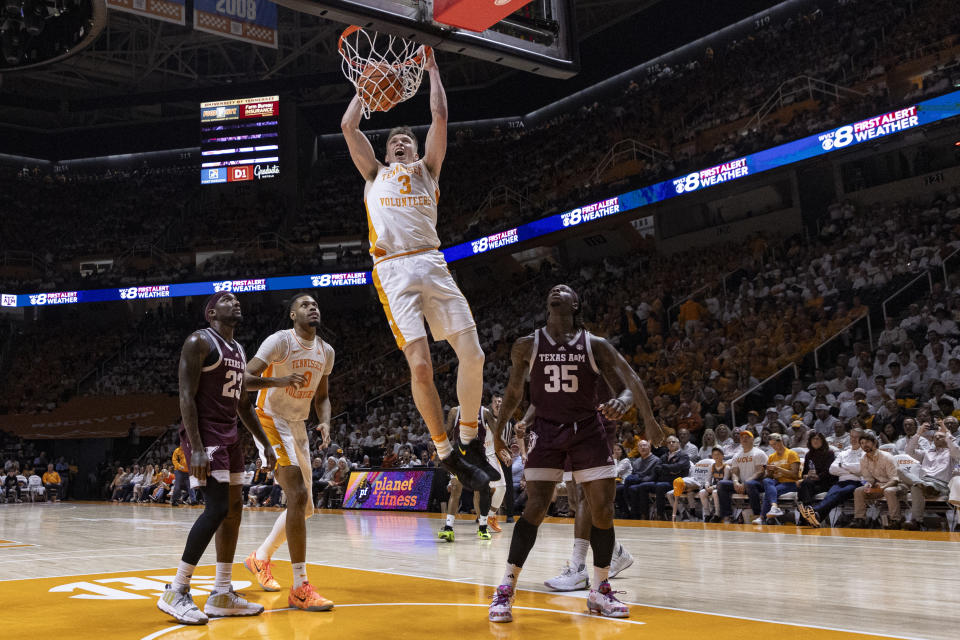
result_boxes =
[487,514,502,533]
[289,582,334,611]
[244,552,280,592]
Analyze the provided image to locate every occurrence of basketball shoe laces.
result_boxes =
[597,582,626,604]
[491,585,513,606]
[258,558,276,584]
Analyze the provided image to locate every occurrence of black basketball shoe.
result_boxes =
[440,447,489,492]
[462,437,500,484]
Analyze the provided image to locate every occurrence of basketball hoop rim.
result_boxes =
[338,25,431,70]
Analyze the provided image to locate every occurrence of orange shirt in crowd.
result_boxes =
[42,471,60,484]
[172,448,188,473]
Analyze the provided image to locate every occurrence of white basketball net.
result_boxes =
[338,26,428,118]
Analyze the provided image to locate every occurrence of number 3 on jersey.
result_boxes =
[543,364,579,393]
[222,370,242,399]
[398,174,412,194]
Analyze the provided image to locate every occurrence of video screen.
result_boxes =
[200,95,279,184]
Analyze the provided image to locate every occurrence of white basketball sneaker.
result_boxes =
[203,588,265,617]
[767,504,784,517]
[587,581,629,618]
[488,585,515,623]
[544,562,589,591]
[609,544,634,579]
[157,584,208,625]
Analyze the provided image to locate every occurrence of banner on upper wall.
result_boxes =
[194,0,278,49]
[0,395,181,439]
[106,0,186,26]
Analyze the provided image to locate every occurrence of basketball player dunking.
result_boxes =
[489,285,652,622]
[242,293,335,612]
[157,292,277,625]
[341,49,495,491]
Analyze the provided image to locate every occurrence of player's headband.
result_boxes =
[204,292,230,321]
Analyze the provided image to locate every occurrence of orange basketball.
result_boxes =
[358,62,403,112]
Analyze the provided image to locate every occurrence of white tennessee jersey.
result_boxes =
[254,329,334,422]
[364,159,441,261]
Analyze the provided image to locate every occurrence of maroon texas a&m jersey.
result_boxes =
[192,327,247,445]
[529,327,602,425]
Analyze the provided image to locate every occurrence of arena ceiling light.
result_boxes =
[0,0,105,72]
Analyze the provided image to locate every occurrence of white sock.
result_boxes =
[292,562,307,589]
[501,563,521,588]
[491,485,505,511]
[214,562,233,593]
[256,511,288,562]
[172,561,195,592]
[433,435,453,459]
[594,565,610,587]
[459,422,478,445]
[446,514,456,527]
[570,538,589,571]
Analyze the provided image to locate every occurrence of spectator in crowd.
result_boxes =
[800,428,865,528]
[717,430,768,524]
[827,422,849,450]
[170,446,192,506]
[851,432,902,529]
[677,428,699,461]
[42,463,61,502]
[901,421,960,530]
[4,469,22,503]
[698,428,718,461]
[620,440,659,517]
[109,467,130,502]
[787,419,810,449]
[698,446,729,522]
[753,433,800,524]
[628,436,688,520]
[813,405,840,437]
[715,425,737,458]
[797,432,837,507]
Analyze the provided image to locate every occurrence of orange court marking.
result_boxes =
[6,562,912,640]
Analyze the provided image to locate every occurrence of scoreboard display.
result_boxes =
[200,95,280,184]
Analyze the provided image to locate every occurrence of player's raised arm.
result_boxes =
[421,49,448,179]
[341,96,381,182]
[493,335,534,464]
[178,332,211,481]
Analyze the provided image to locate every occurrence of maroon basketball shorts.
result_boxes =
[526,414,616,484]
[180,436,245,488]
[562,415,617,482]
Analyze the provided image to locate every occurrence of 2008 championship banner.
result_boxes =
[106,0,186,25]
[194,0,277,48]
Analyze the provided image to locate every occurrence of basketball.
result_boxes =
[358,62,403,112]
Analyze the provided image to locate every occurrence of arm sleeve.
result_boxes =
[254,332,286,365]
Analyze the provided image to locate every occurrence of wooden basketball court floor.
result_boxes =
[1,502,957,639]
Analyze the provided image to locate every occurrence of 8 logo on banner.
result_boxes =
[310,274,332,287]
[214,281,233,292]
[119,288,138,300]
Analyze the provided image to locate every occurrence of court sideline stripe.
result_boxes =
[140,603,643,640]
